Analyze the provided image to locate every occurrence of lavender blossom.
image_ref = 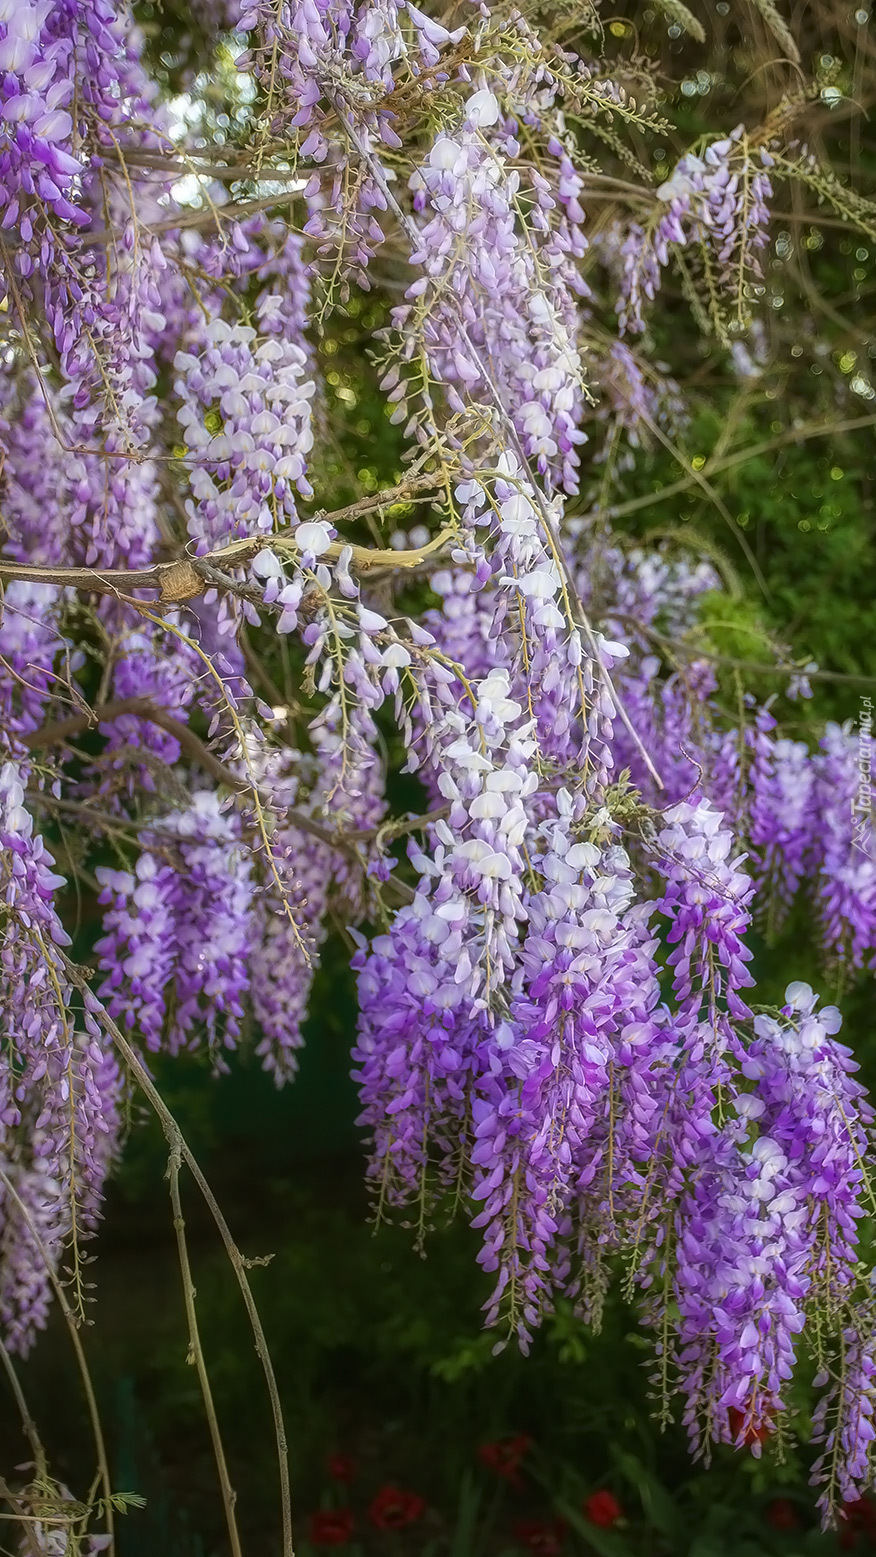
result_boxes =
[0,759,120,1351]
[96,793,254,1060]
[748,709,816,932]
[471,794,661,1347]
[812,723,876,973]
[393,100,587,495]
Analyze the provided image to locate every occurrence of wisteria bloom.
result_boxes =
[96,793,254,1060]
[0,758,120,1351]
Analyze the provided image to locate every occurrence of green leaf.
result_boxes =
[448,1470,483,1557]
[611,1449,683,1541]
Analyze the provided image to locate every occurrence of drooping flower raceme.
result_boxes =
[96,793,254,1061]
[0,758,120,1352]
[748,709,816,933]
[354,669,536,1211]
[176,310,317,555]
[618,128,774,339]
[393,96,588,494]
[470,793,661,1347]
[652,797,755,1025]
[812,723,876,973]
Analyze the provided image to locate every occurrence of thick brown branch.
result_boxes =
[0,557,201,603]
[0,481,446,605]
[23,696,166,752]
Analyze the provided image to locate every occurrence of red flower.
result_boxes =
[583,1490,622,1528]
[728,1407,770,1447]
[368,1486,427,1531]
[765,1499,799,1532]
[513,1518,565,1555]
[840,1497,876,1549]
[327,1455,357,1483]
[308,1509,354,1547]
[845,1497,876,1529]
[478,1435,533,1483]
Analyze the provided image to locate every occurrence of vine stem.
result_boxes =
[65,969,296,1557]
[167,1140,244,1557]
[0,1339,47,1482]
[0,1481,50,1557]
[0,485,447,602]
[600,411,876,524]
[0,1168,114,1553]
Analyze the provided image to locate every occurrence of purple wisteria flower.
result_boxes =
[812,723,876,973]
[0,758,120,1352]
[175,311,316,554]
[652,797,755,1024]
[471,793,661,1347]
[617,129,773,338]
[748,709,816,932]
[0,582,70,735]
[354,668,535,1209]
[3,0,876,1520]
[96,792,254,1060]
[392,96,588,494]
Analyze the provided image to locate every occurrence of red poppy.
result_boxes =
[583,1490,622,1528]
[728,1406,770,1447]
[839,1497,876,1549]
[308,1509,354,1547]
[327,1454,357,1483]
[513,1518,565,1555]
[845,1497,876,1529]
[368,1486,427,1531]
[765,1498,799,1532]
[478,1435,533,1483]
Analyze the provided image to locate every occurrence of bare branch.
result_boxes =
[600,412,876,524]
[0,482,448,605]
[168,1141,243,1557]
[631,621,876,686]
[60,970,295,1557]
[24,697,417,900]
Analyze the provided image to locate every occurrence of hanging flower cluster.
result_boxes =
[175,310,316,555]
[0,758,119,1352]
[618,127,774,340]
[391,96,588,494]
[95,792,255,1059]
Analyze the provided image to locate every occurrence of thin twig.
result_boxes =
[599,412,876,523]
[0,1341,47,1482]
[636,407,771,600]
[0,1170,114,1554]
[633,620,876,685]
[26,697,378,845]
[64,975,295,1557]
[0,1483,48,1557]
[167,1142,243,1557]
